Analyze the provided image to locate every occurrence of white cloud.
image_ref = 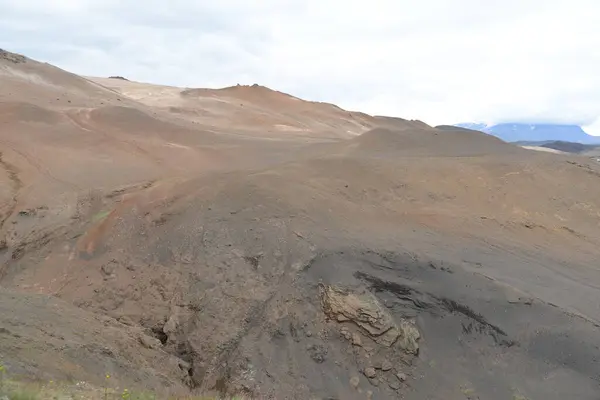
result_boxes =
[1,0,599,133]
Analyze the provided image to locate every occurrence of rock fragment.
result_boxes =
[364,367,377,379]
[381,359,392,371]
[117,315,135,326]
[307,344,328,363]
[389,380,401,390]
[351,332,363,346]
[341,327,352,340]
[163,314,179,335]
[139,334,161,349]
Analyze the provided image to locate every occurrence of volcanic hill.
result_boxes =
[1,49,600,400]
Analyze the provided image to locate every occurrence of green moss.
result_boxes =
[6,388,40,400]
[92,210,111,223]
[0,366,247,400]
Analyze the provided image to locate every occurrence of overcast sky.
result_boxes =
[2,0,599,134]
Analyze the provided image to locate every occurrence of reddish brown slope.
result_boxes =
[90,78,377,138]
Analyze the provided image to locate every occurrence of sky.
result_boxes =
[1,0,600,134]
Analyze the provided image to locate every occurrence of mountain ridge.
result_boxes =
[454,122,600,144]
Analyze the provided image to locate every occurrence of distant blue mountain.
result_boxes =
[454,123,600,144]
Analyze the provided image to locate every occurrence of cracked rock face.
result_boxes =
[319,285,420,354]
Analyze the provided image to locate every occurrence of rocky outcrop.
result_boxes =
[319,285,420,354]
[0,49,26,64]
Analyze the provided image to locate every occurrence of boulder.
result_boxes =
[139,334,162,350]
[380,359,392,371]
[364,367,377,379]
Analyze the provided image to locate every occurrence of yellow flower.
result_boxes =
[106,374,111,379]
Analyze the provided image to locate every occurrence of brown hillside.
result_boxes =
[1,49,600,400]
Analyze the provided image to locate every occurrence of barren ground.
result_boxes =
[1,49,600,399]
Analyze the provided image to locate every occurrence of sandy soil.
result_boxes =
[1,49,600,399]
